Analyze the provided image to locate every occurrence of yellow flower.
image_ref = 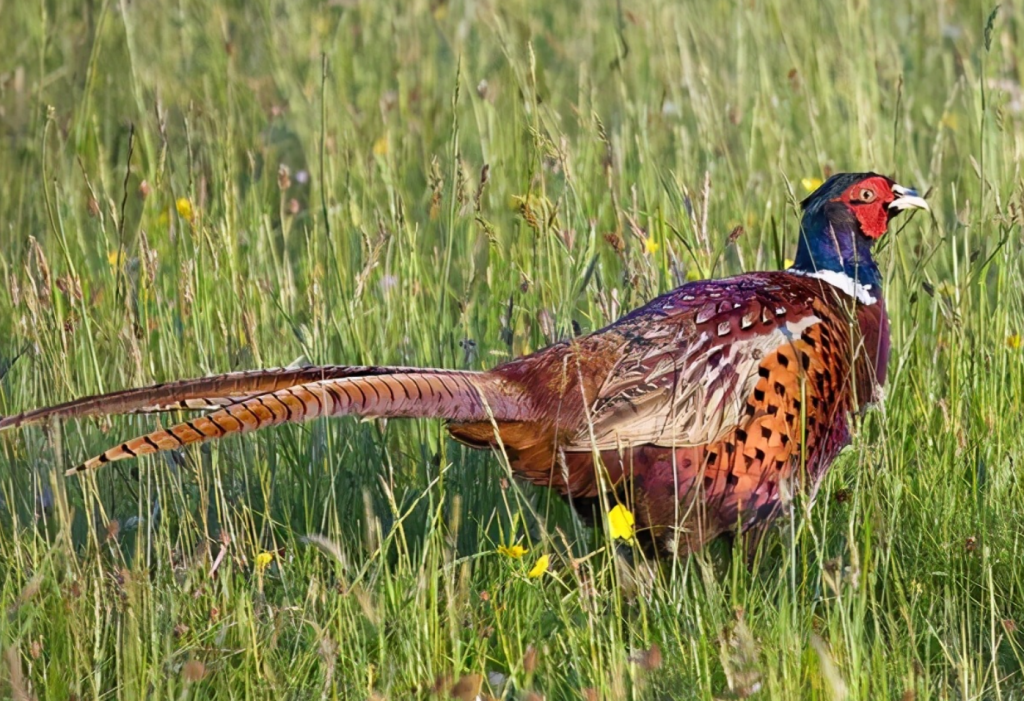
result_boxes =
[801,177,823,193]
[107,249,126,268]
[528,554,549,579]
[372,136,389,157]
[644,237,660,255]
[1008,334,1022,350]
[255,551,274,572]
[176,197,194,221]
[940,113,958,132]
[608,504,635,544]
[497,544,528,559]
[784,258,795,269]
[685,268,702,282]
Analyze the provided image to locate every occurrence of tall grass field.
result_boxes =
[1,0,1023,698]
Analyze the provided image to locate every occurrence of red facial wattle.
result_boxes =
[834,175,895,239]
[852,200,890,239]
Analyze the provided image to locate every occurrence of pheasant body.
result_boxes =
[458,272,886,552]
[0,173,926,555]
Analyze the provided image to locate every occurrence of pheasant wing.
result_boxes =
[571,276,826,452]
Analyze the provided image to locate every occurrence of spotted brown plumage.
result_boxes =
[0,173,927,556]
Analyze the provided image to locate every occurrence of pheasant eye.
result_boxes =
[858,188,876,203]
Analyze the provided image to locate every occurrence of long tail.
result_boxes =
[60,369,533,475]
[0,365,435,430]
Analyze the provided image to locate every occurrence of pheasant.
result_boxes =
[0,173,927,555]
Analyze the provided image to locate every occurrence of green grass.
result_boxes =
[1,0,1023,698]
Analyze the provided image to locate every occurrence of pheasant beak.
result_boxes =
[889,183,929,212]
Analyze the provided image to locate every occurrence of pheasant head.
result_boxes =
[792,173,928,303]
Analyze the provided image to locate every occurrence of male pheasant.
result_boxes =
[0,173,927,555]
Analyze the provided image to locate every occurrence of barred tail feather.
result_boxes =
[68,370,531,475]
[129,396,260,414]
[0,365,433,431]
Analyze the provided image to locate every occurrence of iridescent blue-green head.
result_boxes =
[791,173,927,296]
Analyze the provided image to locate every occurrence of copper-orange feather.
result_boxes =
[66,370,538,474]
